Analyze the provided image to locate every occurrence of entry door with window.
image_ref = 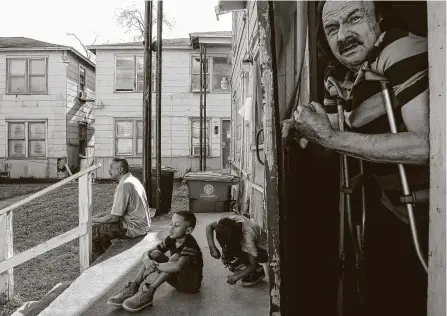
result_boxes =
[221,120,231,169]
[78,123,88,170]
[79,123,87,157]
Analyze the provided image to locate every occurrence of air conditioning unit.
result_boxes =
[215,1,247,20]
[0,163,9,177]
[192,145,210,156]
[78,91,88,100]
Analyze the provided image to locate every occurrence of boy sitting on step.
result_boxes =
[206,215,268,287]
[107,211,203,313]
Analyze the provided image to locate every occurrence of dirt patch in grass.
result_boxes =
[0,182,189,316]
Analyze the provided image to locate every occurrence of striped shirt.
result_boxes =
[323,28,429,222]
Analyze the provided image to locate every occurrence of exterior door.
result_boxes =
[221,119,231,169]
[78,123,88,170]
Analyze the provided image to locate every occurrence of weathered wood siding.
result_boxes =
[93,46,231,179]
[65,52,95,172]
[0,51,68,178]
[230,2,265,225]
[230,1,311,229]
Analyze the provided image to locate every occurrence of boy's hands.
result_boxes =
[210,246,221,259]
[227,275,238,285]
[142,252,152,269]
[141,251,159,271]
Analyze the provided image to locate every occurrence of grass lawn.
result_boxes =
[0,184,51,202]
[0,181,188,316]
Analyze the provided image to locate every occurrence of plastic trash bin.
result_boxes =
[184,172,239,213]
[129,166,176,214]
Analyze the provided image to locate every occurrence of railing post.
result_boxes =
[79,172,92,273]
[0,211,13,304]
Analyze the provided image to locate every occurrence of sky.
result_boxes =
[0,0,232,57]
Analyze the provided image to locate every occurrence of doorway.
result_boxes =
[221,119,230,169]
[78,123,87,170]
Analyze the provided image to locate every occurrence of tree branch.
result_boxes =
[66,32,97,62]
[115,4,175,42]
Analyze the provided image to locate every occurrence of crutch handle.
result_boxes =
[400,189,430,205]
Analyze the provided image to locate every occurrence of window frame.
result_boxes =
[6,57,48,95]
[79,65,86,93]
[7,120,47,158]
[114,54,156,93]
[190,117,211,157]
[190,55,230,93]
[114,118,154,157]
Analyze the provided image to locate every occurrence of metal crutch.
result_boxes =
[327,78,369,315]
[328,87,365,316]
[337,97,365,307]
[361,67,428,273]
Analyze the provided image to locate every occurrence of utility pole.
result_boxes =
[155,0,163,214]
[203,45,207,171]
[143,0,153,207]
[199,45,203,171]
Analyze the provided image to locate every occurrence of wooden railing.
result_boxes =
[0,163,101,304]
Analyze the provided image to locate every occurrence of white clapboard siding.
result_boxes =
[93,45,231,178]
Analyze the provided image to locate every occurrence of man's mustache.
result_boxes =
[338,36,363,54]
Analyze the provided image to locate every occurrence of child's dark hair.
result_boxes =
[215,218,242,255]
[175,211,197,229]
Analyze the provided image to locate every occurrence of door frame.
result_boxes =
[220,118,231,169]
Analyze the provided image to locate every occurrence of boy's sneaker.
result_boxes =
[229,258,245,272]
[122,283,155,312]
[241,267,265,287]
[107,282,138,307]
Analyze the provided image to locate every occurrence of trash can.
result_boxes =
[184,172,239,213]
[129,166,176,214]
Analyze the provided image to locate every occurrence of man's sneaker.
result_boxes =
[107,282,138,307]
[122,283,155,312]
[229,258,245,272]
[241,268,265,287]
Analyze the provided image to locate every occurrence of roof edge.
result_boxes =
[86,45,194,55]
[0,46,95,67]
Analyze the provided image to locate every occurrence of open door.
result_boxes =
[256,2,285,314]
[221,119,231,169]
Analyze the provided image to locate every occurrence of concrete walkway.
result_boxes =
[82,213,269,316]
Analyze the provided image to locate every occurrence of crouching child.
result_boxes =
[107,211,203,312]
[206,215,268,287]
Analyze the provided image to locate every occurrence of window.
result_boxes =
[8,121,46,158]
[115,55,155,92]
[115,119,154,156]
[190,56,230,92]
[191,57,209,91]
[212,57,231,92]
[79,66,86,92]
[7,58,47,94]
[190,118,210,156]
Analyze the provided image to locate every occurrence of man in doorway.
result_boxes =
[91,158,151,262]
[284,2,429,315]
